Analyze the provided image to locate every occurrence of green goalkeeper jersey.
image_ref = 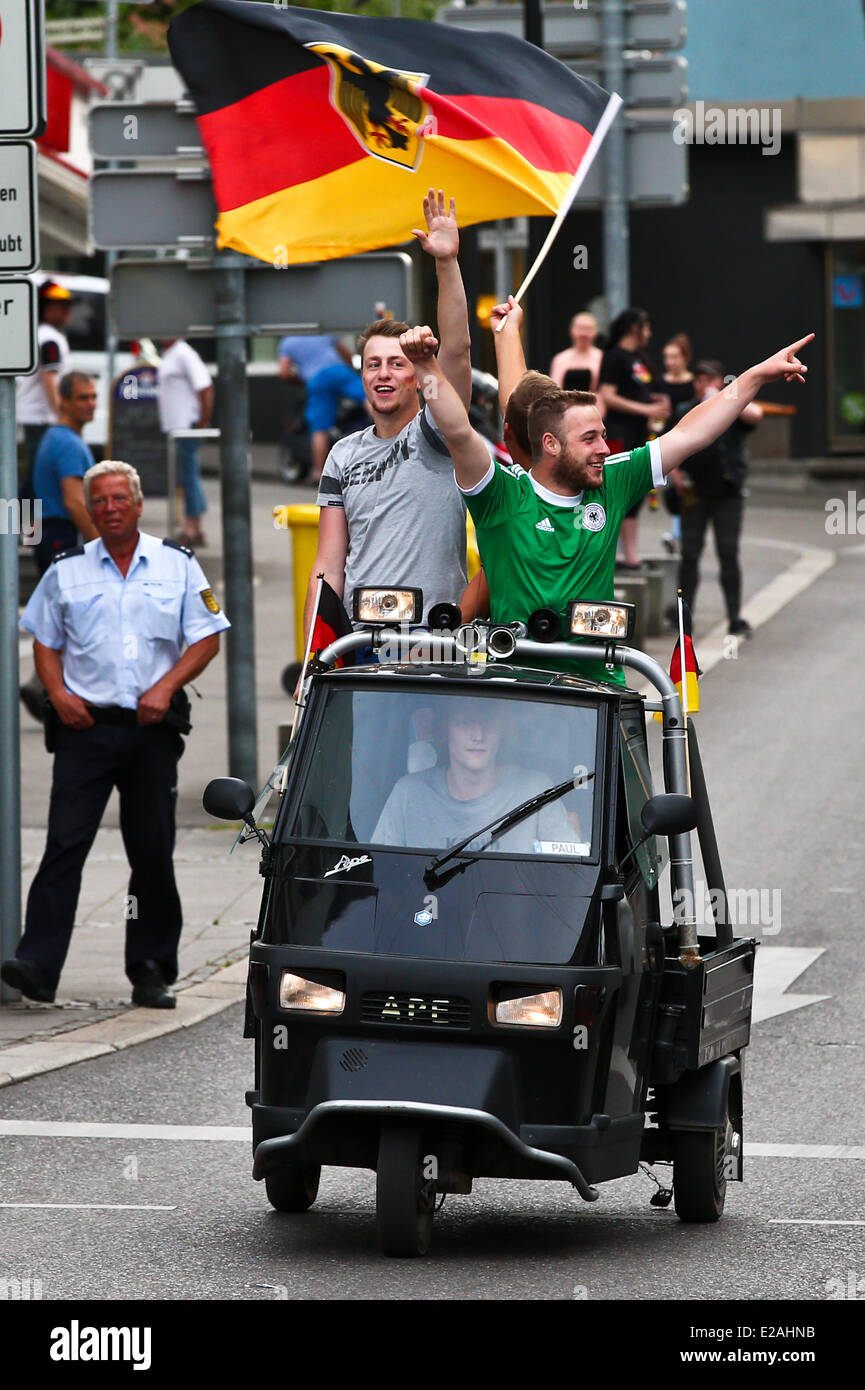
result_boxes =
[460,441,664,685]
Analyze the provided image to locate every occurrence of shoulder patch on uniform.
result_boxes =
[200,588,220,614]
[52,545,85,563]
[162,537,194,558]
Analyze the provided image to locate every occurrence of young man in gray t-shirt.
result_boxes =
[302,191,472,645]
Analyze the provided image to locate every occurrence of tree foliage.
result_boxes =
[47,1,438,53]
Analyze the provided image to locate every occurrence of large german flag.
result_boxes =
[168,0,616,264]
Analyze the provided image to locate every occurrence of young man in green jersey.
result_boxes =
[400,323,813,683]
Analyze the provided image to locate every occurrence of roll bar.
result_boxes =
[310,629,700,966]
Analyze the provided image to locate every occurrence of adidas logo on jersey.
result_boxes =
[535,517,555,532]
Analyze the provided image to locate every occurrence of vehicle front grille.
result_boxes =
[360,991,471,1029]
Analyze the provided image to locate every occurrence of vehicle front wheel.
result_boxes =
[375,1123,436,1257]
[265,1164,321,1212]
[673,1118,737,1222]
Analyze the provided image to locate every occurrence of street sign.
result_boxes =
[575,120,687,205]
[569,54,688,109]
[91,169,217,249]
[0,142,39,274]
[90,103,202,161]
[0,0,46,139]
[437,2,687,54]
[0,277,37,375]
[110,254,414,338]
[84,58,145,102]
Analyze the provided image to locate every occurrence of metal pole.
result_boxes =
[213,248,258,788]
[104,1,120,399]
[602,0,629,318]
[523,0,553,371]
[0,378,22,998]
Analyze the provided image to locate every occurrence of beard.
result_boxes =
[550,446,605,494]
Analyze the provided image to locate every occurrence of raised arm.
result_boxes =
[412,190,472,408]
[400,326,491,490]
[489,297,527,413]
[659,335,813,475]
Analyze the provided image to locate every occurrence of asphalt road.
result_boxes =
[1,525,864,1308]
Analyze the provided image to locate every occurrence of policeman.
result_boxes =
[1,460,230,1008]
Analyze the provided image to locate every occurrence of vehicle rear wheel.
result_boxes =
[265,1164,321,1213]
[375,1123,436,1257]
[673,1117,734,1222]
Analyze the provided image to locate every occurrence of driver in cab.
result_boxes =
[372,699,584,854]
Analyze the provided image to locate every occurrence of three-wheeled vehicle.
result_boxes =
[204,590,755,1257]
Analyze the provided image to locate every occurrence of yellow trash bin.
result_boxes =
[274,502,482,666]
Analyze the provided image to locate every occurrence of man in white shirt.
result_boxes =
[158,338,214,546]
[2,460,229,1008]
[16,280,73,491]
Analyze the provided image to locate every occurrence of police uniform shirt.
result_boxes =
[20,531,230,708]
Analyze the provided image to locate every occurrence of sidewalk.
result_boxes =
[0,469,827,1082]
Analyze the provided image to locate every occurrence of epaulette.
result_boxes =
[162,537,194,558]
[52,545,85,564]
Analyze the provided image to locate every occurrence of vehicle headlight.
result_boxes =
[279,971,345,1014]
[567,600,635,641]
[494,988,563,1028]
[353,587,423,624]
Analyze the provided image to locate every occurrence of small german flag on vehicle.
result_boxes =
[669,598,701,716]
[168,1,616,263]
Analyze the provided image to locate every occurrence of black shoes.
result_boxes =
[130,961,176,1010]
[0,958,56,1003]
[728,618,753,638]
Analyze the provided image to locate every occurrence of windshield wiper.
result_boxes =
[424,770,595,888]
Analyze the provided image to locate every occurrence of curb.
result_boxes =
[0,959,247,1088]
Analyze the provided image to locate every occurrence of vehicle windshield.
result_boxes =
[285,684,599,858]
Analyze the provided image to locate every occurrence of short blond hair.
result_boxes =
[84,459,143,509]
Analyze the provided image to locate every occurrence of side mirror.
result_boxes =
[204,776,271,851]
[203,776,255,822]
[640,793,698,838]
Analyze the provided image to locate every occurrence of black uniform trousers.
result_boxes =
[679,492,745,624]
[19,721,184,990]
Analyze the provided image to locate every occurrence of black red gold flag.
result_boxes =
[168,0,616,263]
[311,578,354,667]
[669,599,701,715]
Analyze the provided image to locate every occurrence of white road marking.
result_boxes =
[752,946,830,1023]
[0,1121,862,1159]
[769,1219,865,1226]
[635,536,834,697]
[747,1142,865,1159]
[0,1202,175,1211]
[0,1120,249,1141]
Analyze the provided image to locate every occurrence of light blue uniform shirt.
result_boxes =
[21,531,230,708]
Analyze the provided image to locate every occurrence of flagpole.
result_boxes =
[676,589,692,793]
[290,572,324,741]
[496,91,624,332]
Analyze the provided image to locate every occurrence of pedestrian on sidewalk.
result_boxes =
[674,359,763,637]
[277,332,367,485]
[2,461,230,1010]
[15,280,74,497]
[598,308,671,568]
[19,372,100,725]
[158,338,214,548]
